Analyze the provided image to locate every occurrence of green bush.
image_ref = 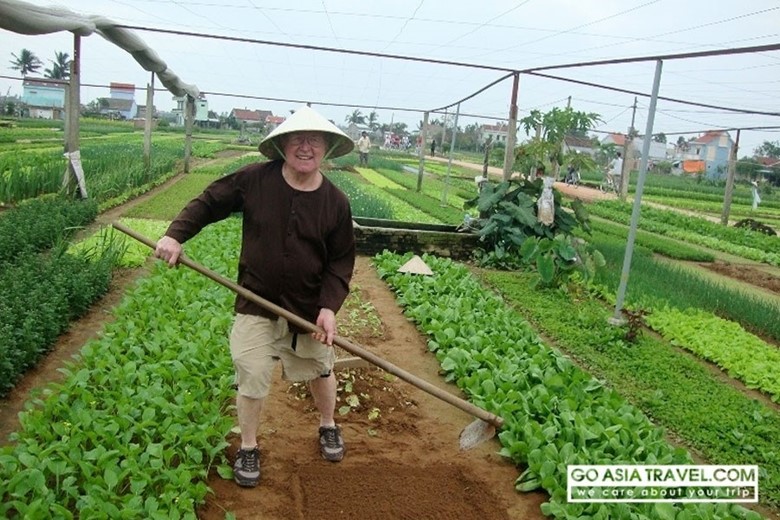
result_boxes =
[0,245,118,397]
[0,196,98,267]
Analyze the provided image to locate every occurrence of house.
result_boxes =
[265,114,285,132]
[21,78,66,119]
[478,122,511,145]
[601,132,627,149]
[563,135,597,157]
[103,82,137,119]
[171,95,213,126]
[344,122,371,141]
[756,157,780,169]
[671,159,706,176]
[682,130,734,179]
[132,104,158,129]
[632,137,670,162]
[230,108,271,126]
[601,132,670,166]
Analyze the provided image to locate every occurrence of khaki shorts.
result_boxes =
[229,313,335,399]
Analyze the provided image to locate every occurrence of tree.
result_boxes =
[10,49,42,77]
[676,136,689,152]
[652,132,667,143]
[367,111,380,131]
[754,140,780,158]
[344,109,366,125]
[389,122,407,136]
[518,106,602,179]
[43,51,70,80]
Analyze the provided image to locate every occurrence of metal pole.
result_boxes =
[502,72,520,181]
[143,72,154,169]
[184,94,194,173]
[417,111,429,192]
[619,97,637,200]
[611,59,663,325]
[442,102,460,205]
[720,129,740,225]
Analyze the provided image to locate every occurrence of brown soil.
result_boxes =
[3,156,776,518]
[198,256,547,519]
[701,260,780,296]
[0,255,547,519]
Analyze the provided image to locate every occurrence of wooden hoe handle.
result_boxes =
[112,221,504,429]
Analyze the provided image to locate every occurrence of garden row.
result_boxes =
[0,218,240,518]
[0,197,116,398]
[583,225,780,343]
[375,251,766,519]
[0,145,249,398]
[588,200,780,266]
[0,129,249,205]
[325,160,780,381]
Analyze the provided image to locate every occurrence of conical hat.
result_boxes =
[397,255,434,276]
[258,105,354,160]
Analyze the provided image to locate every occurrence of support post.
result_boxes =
[619,97,638,201]
[502,72,520,181]
[720,129,741,225]
[143,72,154,169]
[611,60,663,325]
[184,94,194,173]
[417,111,429,192]
[442,103,460,205]
[63,34,82,197]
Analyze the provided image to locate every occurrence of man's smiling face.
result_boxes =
[282,131,328,175]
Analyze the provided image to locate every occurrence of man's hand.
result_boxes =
[313,308,337,346]
[155,236,182,267]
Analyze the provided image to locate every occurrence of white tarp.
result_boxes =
[0,0,199,98]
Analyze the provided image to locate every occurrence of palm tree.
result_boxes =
[367,110,380,131]
[44,51,71,80]
[344,109,365,125]
[10,49,42,77]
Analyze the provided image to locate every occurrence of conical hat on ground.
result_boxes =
[397,255,434,276]
[258,105,354,160]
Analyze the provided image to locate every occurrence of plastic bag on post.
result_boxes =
[537,177,555,226]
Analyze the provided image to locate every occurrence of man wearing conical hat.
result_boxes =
[155,104,355,488]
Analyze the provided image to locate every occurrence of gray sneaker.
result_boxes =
[233,447,261,487]
[319,426,345,462]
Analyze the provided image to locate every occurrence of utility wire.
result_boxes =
[526,70,780,117]
[379,0,425,53]
[468,0,661,59]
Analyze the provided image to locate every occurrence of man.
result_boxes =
[606,152,623,191]
[356,131,371,166]
[154,105,356,488]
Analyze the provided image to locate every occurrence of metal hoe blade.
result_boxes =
[459,419,497,451]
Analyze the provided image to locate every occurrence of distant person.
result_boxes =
[430,139,437,157]
[752,180,762,210]
[606,152,623,191]
[356,131,371,166]
[154,105,356,489]
[565,164,580,187]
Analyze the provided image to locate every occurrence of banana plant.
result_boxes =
[464,177,604,285]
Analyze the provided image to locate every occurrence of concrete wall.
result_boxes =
[353,218,481,260]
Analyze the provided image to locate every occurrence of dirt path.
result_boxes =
[198,256,548,519]
[0,254,548,518]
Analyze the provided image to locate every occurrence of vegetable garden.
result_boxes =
[2,119,780,519]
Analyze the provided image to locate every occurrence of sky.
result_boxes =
[1,0,779,157]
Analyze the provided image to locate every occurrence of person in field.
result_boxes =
[356,131,371,166]
[605,151,623,192]
[154,105,355,488]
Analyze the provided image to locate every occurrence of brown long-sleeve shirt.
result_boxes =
[164,160,355,329]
